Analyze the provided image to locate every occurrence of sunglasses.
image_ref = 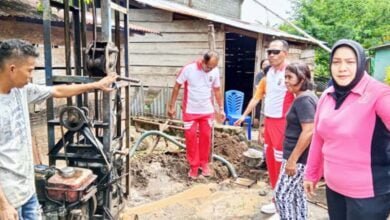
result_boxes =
[267,49,282,55]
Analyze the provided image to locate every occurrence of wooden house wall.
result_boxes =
[128,9,225,88]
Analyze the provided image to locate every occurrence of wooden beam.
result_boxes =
[132,117,184,131]
[130,20,209,33]
[129,43,224,55]
[224,26,258,39]
[129,32,225,43]
[129,54,224,67]
[129,66,181,75]
[110,1,127,14]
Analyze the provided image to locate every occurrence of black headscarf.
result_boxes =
[329,39,366,109]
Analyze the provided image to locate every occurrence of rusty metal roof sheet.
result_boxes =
[0,0,160,35]
[0,0,62,21]
[84,13,161,35]
[128,23,162,35]
[133,0,318,44]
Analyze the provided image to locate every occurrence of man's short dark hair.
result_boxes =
[0,39,39,69]
[203,50,219,63]
[271,39,289,51]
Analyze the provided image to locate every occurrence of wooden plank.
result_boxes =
[129,66,181,76]
[300,49,315,59]
[129,54,225,67]
[120,185,213,218]
[128,47,224,55]
[129,54,195,66]
[129,9,173,22]
[130,20,209,33]
[132,74,177,87]
[129,32,225,43]
[131,70,224,87]
[129,44,224,55]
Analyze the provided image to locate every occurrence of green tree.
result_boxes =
[281,0,390,81]
[37,0,92,13]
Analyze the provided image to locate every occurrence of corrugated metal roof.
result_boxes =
[133,0,317,44]
[369,43,390,50]
[0,0,160,35]
[0,0,62,21]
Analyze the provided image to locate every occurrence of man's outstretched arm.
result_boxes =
[52,74,117,98]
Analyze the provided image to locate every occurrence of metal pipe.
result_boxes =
[64,0,73,105]
[80,0,88,107]
[129,130,238,179]
[253,0,331,53]
[101,0,113,214]
[72,0,83,107]
[124,0,131,198]
[117,76,140,83]
[114,0,122,139]
[43,0,55,166]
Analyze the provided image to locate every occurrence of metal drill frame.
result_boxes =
[42,0,131,218]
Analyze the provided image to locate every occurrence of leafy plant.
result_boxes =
[37,2,44,14]
[281,0,390,80]
[37,0,92,12]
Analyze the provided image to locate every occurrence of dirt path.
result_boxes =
[31,121,329,219]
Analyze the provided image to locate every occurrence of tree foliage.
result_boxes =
[37,0,93,13]
[281,0,390,80]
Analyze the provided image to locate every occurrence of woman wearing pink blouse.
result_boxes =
[304,39,390,219]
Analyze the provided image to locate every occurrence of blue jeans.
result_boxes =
[17,194,41,220]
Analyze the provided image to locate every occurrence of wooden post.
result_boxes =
[252,34,264,123]
[208,23,216,164]
[254,34,264,77]
[208,24,216,50]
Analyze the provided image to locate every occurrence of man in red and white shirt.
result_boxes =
[168,51,225,179]
[261,40,294,215]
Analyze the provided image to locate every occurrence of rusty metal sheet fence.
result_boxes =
[130,85,145,116]
[130,86,182,120]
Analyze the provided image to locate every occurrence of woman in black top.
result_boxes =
[273,62,318,220]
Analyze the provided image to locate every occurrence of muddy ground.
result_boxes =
[125,127,328,220]
[129,130,261,188]
[31,120,328,220]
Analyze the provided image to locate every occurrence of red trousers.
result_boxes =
[183,113,214,168]
[264,117,286,189]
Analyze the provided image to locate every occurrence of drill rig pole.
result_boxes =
[101,0,114,218]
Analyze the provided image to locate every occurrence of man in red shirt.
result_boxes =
[261,40,294,215]
[168,51,225,179]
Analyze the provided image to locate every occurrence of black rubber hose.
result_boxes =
[130,130,238,179]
